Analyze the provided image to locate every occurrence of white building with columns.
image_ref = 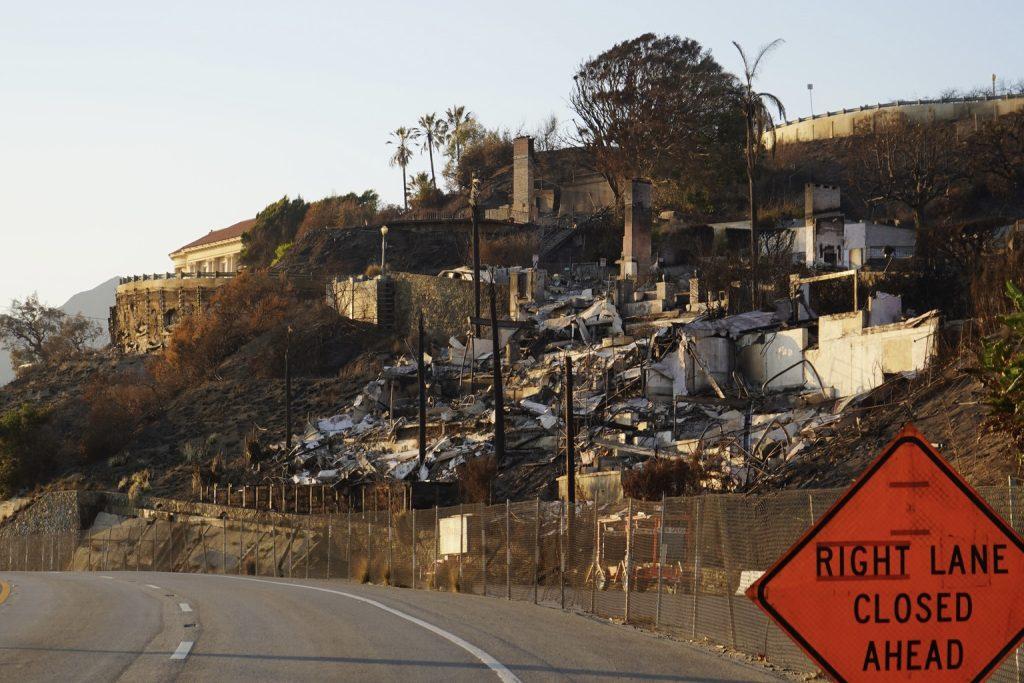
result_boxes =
[170,218,254,274]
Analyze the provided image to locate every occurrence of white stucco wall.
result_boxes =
[806,313,938,397]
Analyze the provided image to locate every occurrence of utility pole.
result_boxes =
[471,177,482,337]
[564,354,576,588]
[489,279,505,465]
[564,355,576,507]
[417,312,427,471]
[285,325,293,451]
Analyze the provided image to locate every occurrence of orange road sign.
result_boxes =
[747,424,1024,681]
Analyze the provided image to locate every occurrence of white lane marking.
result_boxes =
[99,576,113,580]
[179,603,193,613]
[170,640,194,660]
[222,576,521,683]
[145,584,162,590]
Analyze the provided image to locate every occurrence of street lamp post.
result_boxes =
[807,83,814,117]
[380,225,389,274]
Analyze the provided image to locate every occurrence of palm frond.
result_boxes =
[750,38,785,77]
[731,41,752,80]
[758,91,787,121]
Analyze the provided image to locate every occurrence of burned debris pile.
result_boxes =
[240,255,947,506]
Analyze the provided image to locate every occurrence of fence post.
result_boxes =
[691,497,702,640]
[481,505,488,596]
[237,521,243,575]
[347,509,352,581]
[592,490,600,614]
[200,525,209,573]
[410,508,416,589]
[50,533,55,571]
[103,526,111,571]
[720,497,738,649]
[288,528,295,578]
[559,501,565,609]
[272,526,278,577]
[228,484,232,508]
[656,494,666,629]
[506,499,512,600]
[305,527,310,579]
[253,522,260,576]
[387,506,393,585]
[624,498,633,624]
[533,497,540,605]
[169,521,177,573]
[458,503,464,590]
[434,505,439,591]
[327,522,332,579]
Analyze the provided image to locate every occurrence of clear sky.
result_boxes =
[1,0,1021,308]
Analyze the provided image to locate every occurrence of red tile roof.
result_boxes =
[171,218,255,254]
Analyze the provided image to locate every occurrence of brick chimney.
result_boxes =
[512,136,535,224]
[619,179,652,279]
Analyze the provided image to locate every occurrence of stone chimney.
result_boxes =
[803,183,844,267]
[804,183,841,221]
[512,136,535,224]
[619,179,653,279]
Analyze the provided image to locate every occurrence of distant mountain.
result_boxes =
[59,276,119,345]
[0,277,118,387]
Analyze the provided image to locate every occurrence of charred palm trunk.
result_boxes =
[746,113,760,308]
[402,164,408,211]
[428,138,436,188]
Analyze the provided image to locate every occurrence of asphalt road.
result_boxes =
[0,572,782,682]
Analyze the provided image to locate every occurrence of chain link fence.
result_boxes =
[3,483,1023,679]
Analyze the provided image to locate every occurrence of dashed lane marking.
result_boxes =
[145,584,162,590]
[170,641,194,661]
[179,603,193,613]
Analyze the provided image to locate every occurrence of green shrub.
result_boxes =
[0,404,54,497]
[979,281,1024,429]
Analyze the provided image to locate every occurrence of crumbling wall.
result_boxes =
[110,275,234,353]
[806,312,938,397]
[328,277,380,324]
[392,273,508,342]
[329,272,510,343]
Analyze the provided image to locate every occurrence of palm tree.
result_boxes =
[388,126,420,211]
[445,105,472,162]
[418,113,448,188]
[733,39,786,303]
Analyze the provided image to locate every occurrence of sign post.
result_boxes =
[747,424,1024,681]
